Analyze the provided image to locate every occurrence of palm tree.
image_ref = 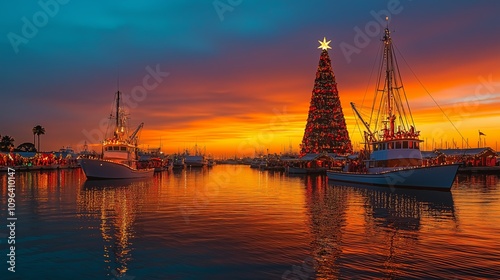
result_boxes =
[32,126,36,147]
[33,125,45,152]
[0,135,15,152]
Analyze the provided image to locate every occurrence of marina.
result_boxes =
[1,1,500,278]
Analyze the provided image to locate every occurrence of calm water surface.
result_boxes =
[1,165,500,279]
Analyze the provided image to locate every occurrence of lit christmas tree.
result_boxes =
[300,37,353,156]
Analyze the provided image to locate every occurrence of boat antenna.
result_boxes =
[116,72,121,132]
[115,75,120,135]
[115,91,120,129]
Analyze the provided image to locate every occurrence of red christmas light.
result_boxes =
[300,47,353,156]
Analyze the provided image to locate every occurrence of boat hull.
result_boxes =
[184,156,207,167]
[327,164,459,191]
[79,158,154,180]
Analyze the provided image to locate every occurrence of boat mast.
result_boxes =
[383,18,395,139]
[116,90,120,130]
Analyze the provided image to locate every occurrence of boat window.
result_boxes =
[403,141,408,149]
[120,147,126,151]
[373,144,378,151]
[381,143,385,150]
[395,141,402,149]
[388,142,393,149]
[113,146,120,151]
[415,142,419,149]
[409,141,413,149]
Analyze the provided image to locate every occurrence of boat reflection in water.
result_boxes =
[77,178,151,278]
[302,175,457,279]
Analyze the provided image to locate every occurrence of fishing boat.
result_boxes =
[79,90,154,179]
[172,155,185,169]
[184,144,208,167]
[184,155,207,167]
[249,158,264,169]
[326,24,459,191]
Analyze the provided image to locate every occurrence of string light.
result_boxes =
[300,45,353,156]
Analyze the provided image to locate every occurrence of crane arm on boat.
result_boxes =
[129,122,144,144]
[351,102,375,141]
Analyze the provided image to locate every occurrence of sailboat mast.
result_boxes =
[116,90,120,130]
[383,26,395,137]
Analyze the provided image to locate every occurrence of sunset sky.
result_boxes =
[1,0,500,156]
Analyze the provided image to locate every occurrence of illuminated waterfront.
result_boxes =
[1,166,500,279]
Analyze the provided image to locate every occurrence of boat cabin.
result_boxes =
[367,138,423,170]
[102,140,136,162]
[103,145,129,152]
[372,139,421,151]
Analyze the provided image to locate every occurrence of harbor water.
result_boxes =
[1,165,500,279]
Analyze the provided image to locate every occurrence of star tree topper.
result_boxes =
[318,37,332,50]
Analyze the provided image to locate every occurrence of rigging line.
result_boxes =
[396,89,412,130]
[375,87,386,133]
[362,41,383,113]
[394,46,471,148]
[373,58,386,131]
[394,89,409,130]
[391,58,410,130]
[392,43,415,128]
[105,92,118,140]
[370,43,385,125]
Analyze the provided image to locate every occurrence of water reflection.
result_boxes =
[302,175,457,279]
[77,178,151,277]
[302,175,347,279]
[361,187,456,229]
[353,185,456,279]
[455,173,499,191]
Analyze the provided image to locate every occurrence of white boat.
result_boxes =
[328,164,459,190]
[184,155,207,167]
[326,23,459,191]
[79,158,154,179]
[79,90,154,180]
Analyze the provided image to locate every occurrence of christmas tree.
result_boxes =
[300,37,353,156]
